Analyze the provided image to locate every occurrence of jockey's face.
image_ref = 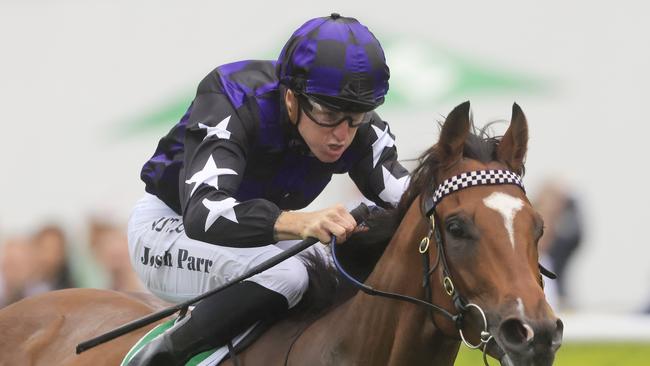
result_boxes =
[285,89,359,163]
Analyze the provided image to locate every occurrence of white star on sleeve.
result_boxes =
[202,197,239,230]
[378,166,410,205]
[185,155,237,197]
[371,124,395,168]
[199,115,231,141]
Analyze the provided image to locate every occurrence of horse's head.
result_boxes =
[414,101,563,365]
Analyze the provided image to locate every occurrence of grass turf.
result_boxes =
[454,342,650,365]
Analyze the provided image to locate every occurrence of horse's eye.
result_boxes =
[447,222,464,237]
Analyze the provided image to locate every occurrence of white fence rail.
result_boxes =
[561,313,650,342]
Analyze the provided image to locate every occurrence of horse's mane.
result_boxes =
[292,120,520,319]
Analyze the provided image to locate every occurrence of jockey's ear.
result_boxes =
[284,89,299,125]
[497,103,529,175]
[437,101,471,167]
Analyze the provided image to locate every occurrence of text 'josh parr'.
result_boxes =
[140,247,214,273]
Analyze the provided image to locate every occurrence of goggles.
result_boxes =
[298,94,373,128]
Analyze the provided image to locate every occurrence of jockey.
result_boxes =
[127,13,409,365]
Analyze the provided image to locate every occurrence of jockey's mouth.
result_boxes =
[327,143,345,151]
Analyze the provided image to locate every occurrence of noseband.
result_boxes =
[332,169,556,364]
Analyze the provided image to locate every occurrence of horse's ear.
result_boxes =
[437,101,471,165]
[497,103,529,174]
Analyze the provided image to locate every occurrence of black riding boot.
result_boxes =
[127,281,289,366]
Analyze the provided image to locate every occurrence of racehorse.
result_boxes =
[0,101,562,366]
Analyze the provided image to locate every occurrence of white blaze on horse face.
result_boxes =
[516,297,525,318]
[483,192,524,250]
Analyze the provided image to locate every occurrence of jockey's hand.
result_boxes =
[274,204,362,244]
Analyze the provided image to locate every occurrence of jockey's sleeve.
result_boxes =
[180,91,282,247]
[348,114,410,208]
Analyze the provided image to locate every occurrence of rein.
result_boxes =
[331,231,457,321]
[331,219,495,363]
[331,169,556,365]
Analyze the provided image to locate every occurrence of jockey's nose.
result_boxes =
[497,317,563,366]
[331,121,352,141]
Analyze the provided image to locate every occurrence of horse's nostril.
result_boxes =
[498,317,563,363]
[523,323,534,342]
[500,318,534,346]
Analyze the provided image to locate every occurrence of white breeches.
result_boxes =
[127,193,317,307]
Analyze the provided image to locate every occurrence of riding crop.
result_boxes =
[76,203,370,354]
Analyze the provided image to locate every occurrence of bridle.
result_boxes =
[331,169,557,365]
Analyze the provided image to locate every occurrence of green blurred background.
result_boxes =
[457,343,650,366]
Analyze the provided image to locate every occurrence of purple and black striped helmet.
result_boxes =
[277,14,390,113]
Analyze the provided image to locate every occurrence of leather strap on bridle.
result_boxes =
[419,215,467,333]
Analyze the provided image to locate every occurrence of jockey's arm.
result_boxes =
[180,90,283,248]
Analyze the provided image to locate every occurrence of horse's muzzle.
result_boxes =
[495,316,564,366]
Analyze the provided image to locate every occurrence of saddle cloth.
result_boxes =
[120,317,257,366]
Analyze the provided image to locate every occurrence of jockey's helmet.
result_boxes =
[277,13,390,113]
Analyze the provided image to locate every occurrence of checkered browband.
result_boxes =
[424,169,525,217]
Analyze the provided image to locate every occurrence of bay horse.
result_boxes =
[0,101,562,365]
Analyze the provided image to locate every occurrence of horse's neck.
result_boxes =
[320,199,459,365]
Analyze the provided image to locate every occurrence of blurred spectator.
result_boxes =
[89,217,144,292]
[0,236,36,307]
[27,225,75,296]
[534,180,584,311]
[0,226,76,308]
